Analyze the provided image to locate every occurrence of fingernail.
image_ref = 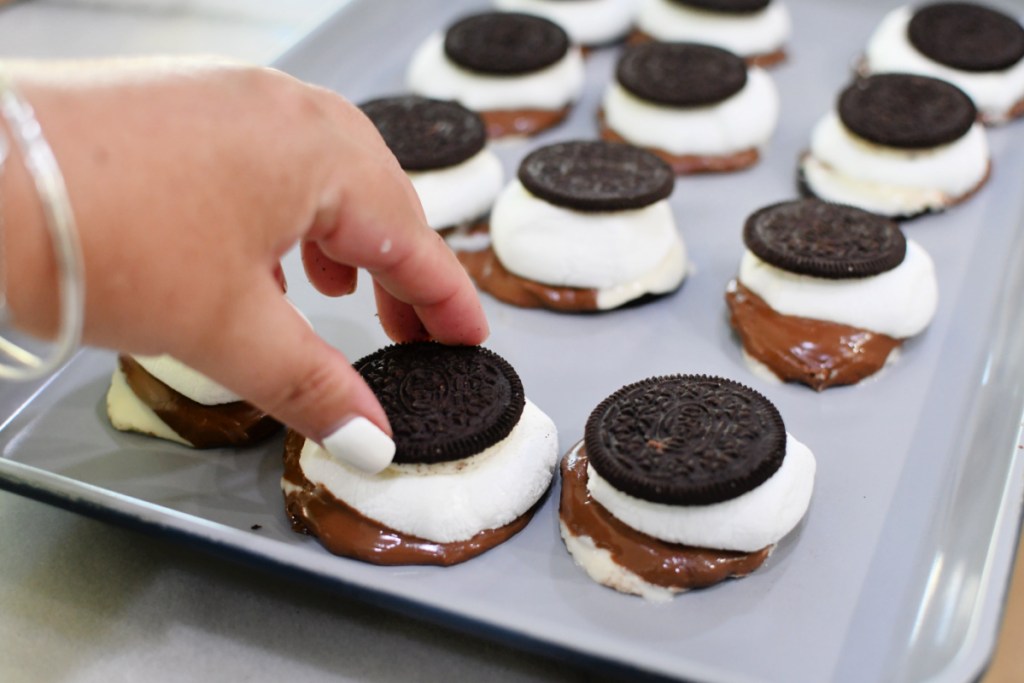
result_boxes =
[321,416,396,474]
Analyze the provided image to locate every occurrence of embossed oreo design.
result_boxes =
[354,342,525,464]
[518,140,674,212]
[444,12,570,75]
[838,74,976,149]
[360,96,486,171]
[585,375,786,505]
[617,42,748,107]
[744,199,907,278]
[668,0,770,13]
[909,2,1024,72]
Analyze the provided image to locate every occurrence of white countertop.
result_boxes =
[0,3,598,680]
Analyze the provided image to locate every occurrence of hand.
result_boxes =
[2,57,489,467]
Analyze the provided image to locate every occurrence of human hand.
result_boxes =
[2,57,488,469]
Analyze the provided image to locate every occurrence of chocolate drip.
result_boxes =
[725,281,902,390]
[118,355,280,448]
[559,445,770,591]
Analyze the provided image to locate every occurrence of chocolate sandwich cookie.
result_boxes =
[616,42,748,107]
[360,96,486,172]
[909,2,1024,72]
[743,199,906,279]
[667,0,770,12]
[838,73,977,149]
[585,375,786,505]
[444,12,569,75]
[518,140,674,212]
[353,342,525,464]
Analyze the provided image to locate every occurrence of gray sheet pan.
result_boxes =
[3,0,1024,681]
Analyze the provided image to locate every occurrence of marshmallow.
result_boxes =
[409,147,504,230]
[737,239,938,338]
[801,111,989,216]
[602,67,779,156]
[489,179,687,293]
[296,400,559,543]
[133,354,240,405]
[587,433,816,553]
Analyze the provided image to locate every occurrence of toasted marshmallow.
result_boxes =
[737,239,937,338]
[587,433,815,553]
[602,66,778,156]
[863,5,1024,124]
[295,400,559,544]
[406,32,585,112]
[409,148,505,230]
[801,111,989,216]
[132,354,239,405]
[634,0,790,59]
[489,179,687,305]
[494,0,638,46]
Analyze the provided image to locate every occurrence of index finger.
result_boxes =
[309,112,488,345]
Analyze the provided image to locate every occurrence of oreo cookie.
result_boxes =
[360,96,486,172]
[518,140,674,212]
[444,12,569,76]
[616,42,748,107]
[743,199,906,278]
[585,375,786,506]
[837,74,977,149]
[668,0,770,12]
[909,2,1024,73]
[353,342,525,465]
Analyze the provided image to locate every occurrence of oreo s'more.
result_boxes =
[282,342,559,566]
[406,12,585,138]
[799,73,990,218]
[457,140,688,311]
[361,96,504,236]
[559,375,816,601]
[863,2,1024,124]
[600,42,779,174]
[726,199,938,390]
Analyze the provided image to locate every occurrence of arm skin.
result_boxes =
[1,57,489,444]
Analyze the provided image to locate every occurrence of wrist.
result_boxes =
[0,80,61,337]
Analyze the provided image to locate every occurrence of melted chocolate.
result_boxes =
[282,431,537,566]
[725,281,902,391]
[599,117,761,174]
[559,444,770,591]
[457,247,600,311]
[480,106,572,138]
[119,355,280,448]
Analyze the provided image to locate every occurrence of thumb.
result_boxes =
[185,282,395,473]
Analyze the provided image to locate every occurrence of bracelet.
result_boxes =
[0,77,85,381]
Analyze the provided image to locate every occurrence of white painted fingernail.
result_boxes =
[322,417,396,474]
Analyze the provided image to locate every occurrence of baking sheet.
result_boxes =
[4,0,1024,681]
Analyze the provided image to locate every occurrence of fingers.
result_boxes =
[309,165,489,345]
[186,280,395,473]
[301,240,356,296]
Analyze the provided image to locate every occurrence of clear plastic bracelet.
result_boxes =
[0,77,84,381]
